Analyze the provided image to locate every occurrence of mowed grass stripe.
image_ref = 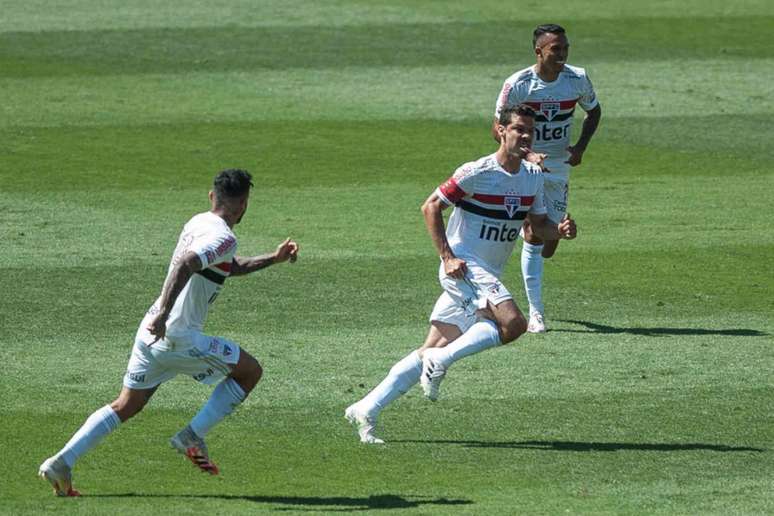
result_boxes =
[5,385,771,513]
[2,238,770,346]
[2,16,774,78]
[4,0,773,33]
[2,58,772,131]
[8,324,771,408]
[2,139,771,265]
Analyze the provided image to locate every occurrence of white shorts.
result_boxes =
[124,331,241,390]
[543,175,569,223]
[429,262,513,333]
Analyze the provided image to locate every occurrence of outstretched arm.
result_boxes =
[421,193,466,279]
[147,251,203,343]
[566,104,601,166]
[230,238,299,276]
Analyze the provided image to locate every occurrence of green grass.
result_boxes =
[1,1,772,514]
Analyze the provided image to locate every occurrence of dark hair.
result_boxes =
[498,103,536,126]
[533,23,565,48]
[213,168,253,200]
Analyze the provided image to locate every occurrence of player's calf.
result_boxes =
[110,386,156,422]
[540,238,560,259]
[496,312,528,344]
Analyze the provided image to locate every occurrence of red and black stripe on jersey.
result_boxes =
[195,261,231,285]
[440,179,535,221]
[524,99,578,123]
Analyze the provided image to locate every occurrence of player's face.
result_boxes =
[501,114,534,159]
[536,33,569,73]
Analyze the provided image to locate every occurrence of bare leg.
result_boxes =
[228,349,263,394]
[419,321,463,356]
[110,386,158,422]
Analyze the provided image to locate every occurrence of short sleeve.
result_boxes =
[436,163,477,205]
[578,71,599,111]
[494,80,511,118]
[494,80,525,119]
[194,233,237,269]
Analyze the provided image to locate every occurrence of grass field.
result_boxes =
[1,1,772,514]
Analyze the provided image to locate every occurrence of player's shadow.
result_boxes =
[89,493,473,511]
[551,319,768,337]
[394,439,765,453]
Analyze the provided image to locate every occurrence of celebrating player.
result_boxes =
[39,169,299,496]
[493,23,601,333]
[345,105,577,444]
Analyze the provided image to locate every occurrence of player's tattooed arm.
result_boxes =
[230,238,299,276]
[566,104,601,167]
[147,251,203,343]
[421,193,467,279]
[527,213,577,241]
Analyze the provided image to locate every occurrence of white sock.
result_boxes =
[359,351,422,417]
[58,405,121,468]
[434,320,501,369]
[190,378,246,438]
[521,241,545,315]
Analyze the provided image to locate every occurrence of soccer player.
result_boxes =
[345,104,577,444]
[493,23,601,333]
[38,169,299,496]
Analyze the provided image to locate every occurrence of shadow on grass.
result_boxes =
[552,319,768,337]
[88,493,473,511]
[394,440,765,453]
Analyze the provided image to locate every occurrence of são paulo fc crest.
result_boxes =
[540,102,560,121]
[504,194,520,218]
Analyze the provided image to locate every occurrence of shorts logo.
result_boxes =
[193,368,214,381]
[540,102,560,121]
[128,372,146,383]
[504,193,520,218]
[488,281,502,295]
[209,338,233,357]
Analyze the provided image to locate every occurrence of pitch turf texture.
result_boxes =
[1,1,772,514]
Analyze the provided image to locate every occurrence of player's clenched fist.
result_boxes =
[558,213,577,240]
[443,256,467,279]
[274,238,299,263]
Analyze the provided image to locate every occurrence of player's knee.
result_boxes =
[541,240,559,259]
[232,353,262,393]
[499,314,527,344]
[252,360,263,384]
[110,396,146,422]
[243,358,262,387]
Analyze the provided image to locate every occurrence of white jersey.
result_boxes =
[436,154,547,278]
[495,64,598,180]
[136,211,237,349]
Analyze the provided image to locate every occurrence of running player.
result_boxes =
[345,104,576,444]
[493,23,601,333]
[38,168,299,496]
